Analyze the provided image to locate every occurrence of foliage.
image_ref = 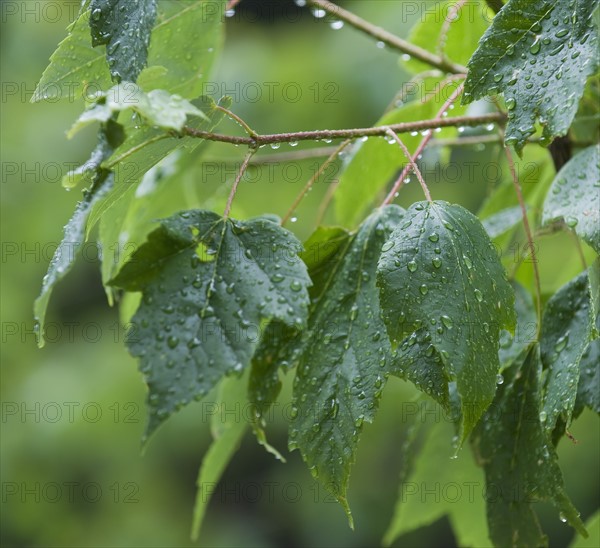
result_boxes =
[33,0,599,546]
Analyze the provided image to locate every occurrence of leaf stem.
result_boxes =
[223,148,255,219]
[504,145,542,330]
[385,128,432,202]
[305,0,467,74]
[281,139,351,226]
[382,82,465,205]
[182,112,505,146]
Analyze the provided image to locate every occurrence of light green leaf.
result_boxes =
[463,0,599,152]
[33,1,224,102]
[34,119,124,346]
[68,83,206,137]
[542,145,600,253]
[377,201,516,440]
[540,271,594,431]
[289,205,405,525]
[32,6,112,103]
[482,206,525,239]
[109,211,311,439]
[472,345,587,547]
[383,414,490,548]
[191,370,249,541]
[570,510,600,547]
[137,0,225,99]
[89,0,157,83]
[404,0,491,74]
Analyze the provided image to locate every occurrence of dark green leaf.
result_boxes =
[542,145,600,253]
[540,271,594,431]
[573,339,600,416]
[499,281,537,370]
[34,119,124,346]
[463,0,599,152]
[377,201,516,440]
[89,0,157,83]
[472,345,586,547]
[289,205,405,524]
[109,211,311,439]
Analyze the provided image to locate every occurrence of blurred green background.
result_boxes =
[1,1,598,546]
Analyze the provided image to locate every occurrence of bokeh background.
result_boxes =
[1,1,598,546]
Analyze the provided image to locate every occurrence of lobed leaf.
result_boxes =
[540,271,595,431]
[377,201,516,440]
[463,0,599,152]
[289,205,405,524]
[472,345,587,547]
[109,211,311,439]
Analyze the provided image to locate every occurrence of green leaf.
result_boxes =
[499,281,537,370]
[571,510,600,547]
[32,7,112,103]
[482,206,525,239]
[109,211,311,439]
[540,271,594,431]
[89,0,157,83]
[33,1,224,102]
[68,83,207,137]
[95,96,229,294]
[383,415,490,548]
[289,205,405,525]
[463,0,599,152]
[542,145,600,254]
[377,201,516,440]
[334,91,467,227]
[573,339,600,417]
[403,0,491,73]
[191,370,249,541]
[472,345,587,547]
[247,321,302,462]
[137,0,225,99]
[34,119,124,346]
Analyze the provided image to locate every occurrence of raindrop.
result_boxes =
[496,374,504,385]
[419,284,428,295]
[329,20,344,30]
[474,289,484,302]
[270,143,281,150]
[441,315,453,329]
[407,260,418,272]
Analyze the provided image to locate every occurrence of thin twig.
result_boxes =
[385,128,431,202]
[216,105,257,137]
[383,82,465,205]
[504,145,542,330]
[182,112,506,146]
[306,0,467,74]
[437,0,468,58]
[223,148,255,219]
[569,230,588,270]
[281,140,351,226]
[315,174,341,226]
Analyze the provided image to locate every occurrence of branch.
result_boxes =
[306,0,467,74]
[182,112,506,146]
[504,145,542,331]
[385,128,431,202]
[383,82,465,205]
